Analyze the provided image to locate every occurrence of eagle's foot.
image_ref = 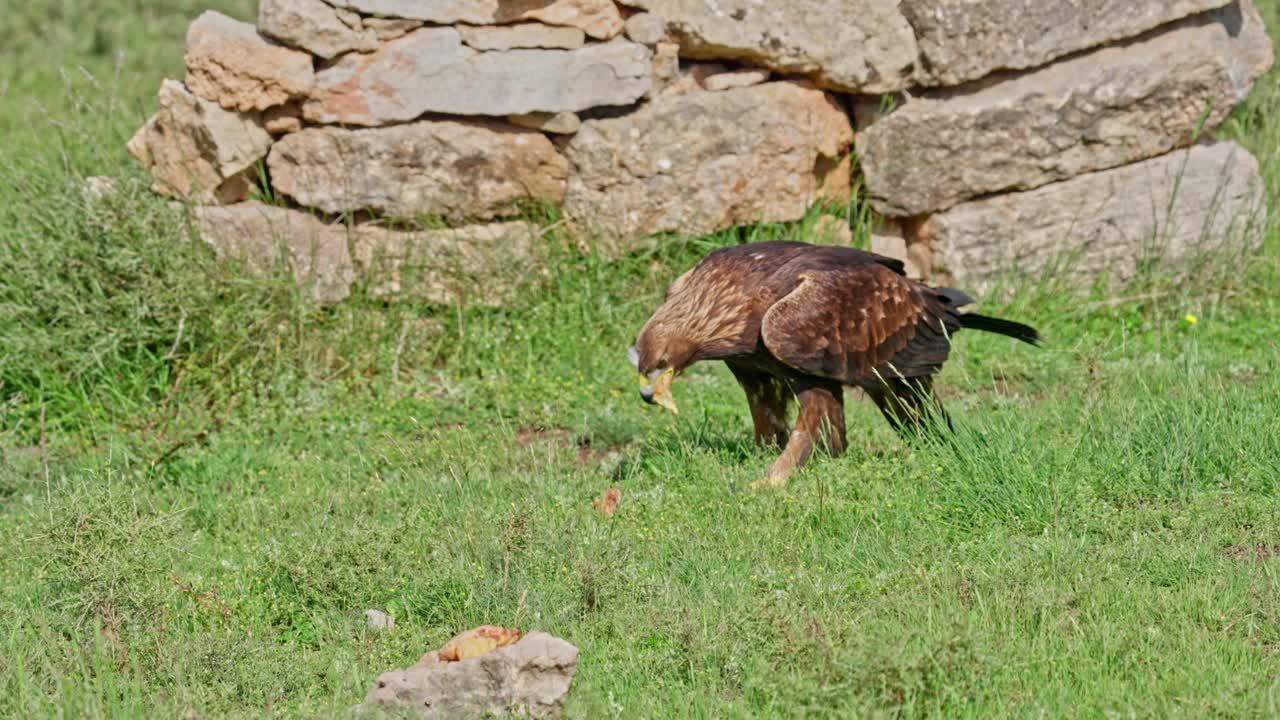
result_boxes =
[751,450,802,491]
[748,471,790,491]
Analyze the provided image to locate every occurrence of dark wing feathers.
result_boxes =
[871,305,960,382]
[697,241,907,277]
[761,262,946,384]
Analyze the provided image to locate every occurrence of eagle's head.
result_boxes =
[629,262,754,415]
[627,320,698,416]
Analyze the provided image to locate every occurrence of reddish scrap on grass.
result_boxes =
[593,487,621,517]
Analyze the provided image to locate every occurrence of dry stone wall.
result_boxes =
[129,1,1273,303]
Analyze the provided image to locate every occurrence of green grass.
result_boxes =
[4,1,1280,717]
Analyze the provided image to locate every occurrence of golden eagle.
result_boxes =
[629,241,1040,488]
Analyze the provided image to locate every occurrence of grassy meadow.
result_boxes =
[3,1,1280,717]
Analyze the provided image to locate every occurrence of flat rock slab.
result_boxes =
[563,81,853,247]
[353,220,541,306]
[361,632,579,719]
[619,0,918,93]
[189,203,355,303]
[857,2,1273,216]
[268,119,569,221]
[190,204,540,306]
[303,29,650,124]
[257,0,379,59]
[184,10,314,112]
[903,0,1233,87]
[918,141,1266,291]
[331,0,623,39]
[127,80,272,204]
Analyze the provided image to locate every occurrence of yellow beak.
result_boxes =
[639,368,679,415]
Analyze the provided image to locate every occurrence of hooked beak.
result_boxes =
[638,367,678,415]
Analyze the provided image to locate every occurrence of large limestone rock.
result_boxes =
[903,0,1234,86]
[618,0,917,93]
[127,80,272,204]
[563,81,854,246]
[268,120,569,220]
[360,632,579,719]
[257,0,379,59]
[917,141,1266,291]
[189,203,355,303]
[354,220,542,306]
[303,29,650,125]
[857,2,1274,216]
[330,0,623,39]
[184,11,315,112]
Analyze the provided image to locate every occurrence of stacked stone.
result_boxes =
[128,0,1273,302]
[855,0,1274,290]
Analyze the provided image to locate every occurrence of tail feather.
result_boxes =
[958,313,1042,346]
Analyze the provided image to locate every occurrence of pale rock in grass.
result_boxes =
[903,0,1235,87]
[360,632,579,719]
[364,609,395,631]
[563,81,853,247]
[330,0,623,39]
[856,2,1275,216]
[184,11,314,112]
[257,0,378,59]
[618,0,917,92]
[127,80,272,204]
[917,141,1266,291]
[268,119,569,220]
[82,176,118,200]
[624,11,667,45]
[703,68,770,91]
[507,110,581,134]
[303,29,650,124]
[457,22,586,51]
[188,203,355,303]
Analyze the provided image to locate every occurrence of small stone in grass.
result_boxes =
[365,609,395,631]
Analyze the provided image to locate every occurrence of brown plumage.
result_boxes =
[629,240,1040,488]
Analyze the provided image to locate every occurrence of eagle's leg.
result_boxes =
[727,365,791,448]
[752,382,845,489]
[867,376,952,436]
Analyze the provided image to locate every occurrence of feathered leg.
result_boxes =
[727,364,791,448]
[752,382,845,489]
[867,376,952,436]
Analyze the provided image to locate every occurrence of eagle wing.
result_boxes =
[760,261,955,385]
